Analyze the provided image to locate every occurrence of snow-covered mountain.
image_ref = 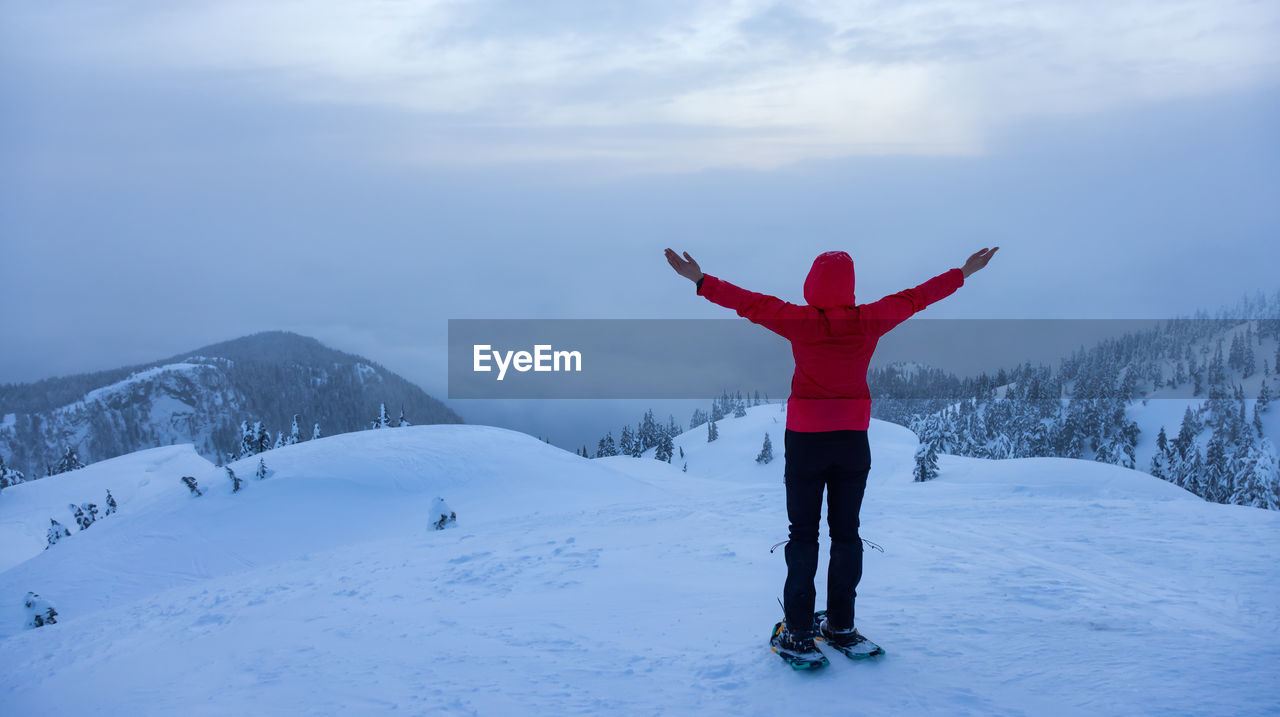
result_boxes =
[0,331,461,477]
[2,405,1275,714]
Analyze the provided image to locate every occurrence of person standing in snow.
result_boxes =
[665,245,998,661]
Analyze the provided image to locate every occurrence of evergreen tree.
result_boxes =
[272,431,284,450]
[372,403,390,429]
[312,422,322,440]
[710,400,725,422]
[1150,426,1171,479]
[707,419,719,443]
[1094,437,1116,465]
[733,402,747,418]
[82,502,99,526]
[1230,438,1279,509]
[690,408,708,429]
[1119,420,1139,469]
[596,432,617,457]
[181,476,203,496]
[46,518,71,548]
[104,489,118,516]
[68,503,88,531]
[618,426,635,457]
[227,465,243,493]
[639,409,660,450]
[398,407,411,427]
[288,414,301,445]
[53,446,84,475]
[1258,381,1271,413]
[913,440,939,482]
[255,457,270,480]
[666,415,681,439]
[255,421,272,454]
[655,432,674,463]
[239,420,255,458]
[756,433,774,464]
[629,425,645,457]
[0,454,26,489]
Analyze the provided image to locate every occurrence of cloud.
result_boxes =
[3,0,1278,170]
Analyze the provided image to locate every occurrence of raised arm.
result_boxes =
[861,247,998,335]
[665,248,808,338]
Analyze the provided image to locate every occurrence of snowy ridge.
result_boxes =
[78,363,212,407]
[1,407,1276,714]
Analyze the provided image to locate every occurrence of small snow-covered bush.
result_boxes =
[46,519,71,548]
[431,497,457,531]
[181,476,203,496]
[24,592,58,629]
[254,458,273,481]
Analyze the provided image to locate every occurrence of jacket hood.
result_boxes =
[803,251,856,307]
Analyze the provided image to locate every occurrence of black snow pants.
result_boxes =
[782,428,871,635]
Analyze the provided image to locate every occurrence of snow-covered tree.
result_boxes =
[255,421,272,454]
[707,419,719,443]
[104,489,118,516]
[430,496,457,530]
[398,407,411,427]
[1230,438,1279,510]
[46,519,71,548]
[596,432,617,457]
[690,408,708,429]
[227,466,243,493]
[24,592,58,629]
[618,426,635,457]
[312,423,322,440]
[639,409,660,450]
[372,403,391,429]
[81,502,99,526]
[255,458,271,480]
[1149,427,1171,480]
[68,503,88,531]
[181,476,203,496]
[756,433,774,464]
[288,414,301,445]
[0,454,26,490]
[655,432,674,463]
[53,446,84,475]
[239,420,256,458]
[272,431,284,450]
[913,440,939,482]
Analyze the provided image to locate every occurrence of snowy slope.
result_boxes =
[1,409,1277,715]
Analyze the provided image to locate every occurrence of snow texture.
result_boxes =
[0,408,1276,715]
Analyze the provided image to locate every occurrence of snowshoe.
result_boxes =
[814,610,885,659]
[770,620,828,670]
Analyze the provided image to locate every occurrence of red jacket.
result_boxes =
[696,251,964,432]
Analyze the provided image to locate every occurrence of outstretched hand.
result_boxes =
[962,247,999,278]
[664,248,704,284]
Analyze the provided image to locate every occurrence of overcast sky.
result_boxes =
[2,0,1278,449]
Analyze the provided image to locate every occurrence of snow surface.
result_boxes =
[1,409,1277,715]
